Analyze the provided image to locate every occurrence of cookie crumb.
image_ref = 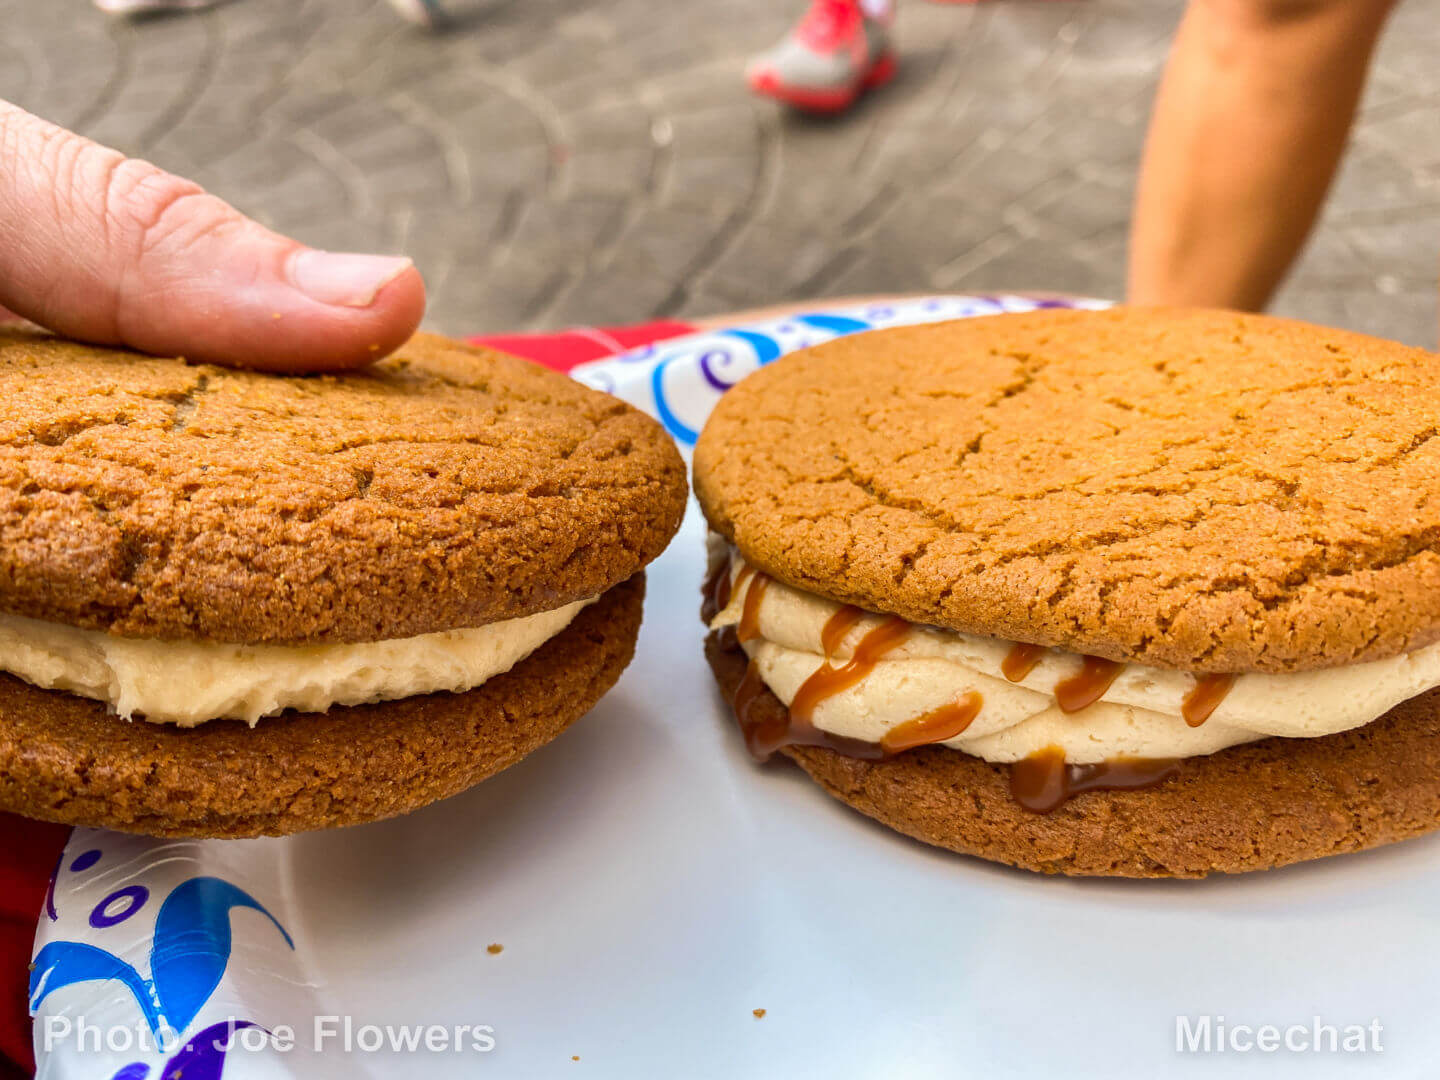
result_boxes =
[487,943,503,955]
[752,1008,766,1019]
[571,1055,580,1062]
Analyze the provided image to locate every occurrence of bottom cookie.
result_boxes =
[706,630,1440,877]
[0,575,645,838]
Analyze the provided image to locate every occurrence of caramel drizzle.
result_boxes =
[732,657,779,759]
[700,555,734,624]
[1001,641,1046,682]
[790,616,912,723]
[820,605,866,658]
[733,656,886,762]
[880,692,983,754]
[1182,673,1236,727]
[1054,655,1125,713]
[1010,745,1180,814]
[714,567,1192,812]
[730,613,925,762]
[735,568,770,644]
[731,563,755,598]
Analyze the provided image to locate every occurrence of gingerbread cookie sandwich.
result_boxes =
[696,306,1440,877]
[0,330,685,838]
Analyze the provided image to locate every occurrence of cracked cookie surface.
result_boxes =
[0,330,686,644]
[694,307,1440,673]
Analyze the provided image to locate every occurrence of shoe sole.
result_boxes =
[749,50,897,115]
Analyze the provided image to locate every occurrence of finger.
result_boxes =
[0,101,426,371]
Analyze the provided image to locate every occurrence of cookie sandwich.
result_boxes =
[696,307,1440,877]
[0,331,686,837]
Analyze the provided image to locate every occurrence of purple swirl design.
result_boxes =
[49,847,102,922]
[91,885,150,929]
[160,1021,259,1080]
[45,848,63,922]
[698,348,745,392]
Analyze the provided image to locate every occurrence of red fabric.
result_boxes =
[0,317,696,1078]
[0,817,70,1076]
[469,320,694,373]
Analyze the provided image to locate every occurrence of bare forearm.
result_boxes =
[1128,0,1395,310]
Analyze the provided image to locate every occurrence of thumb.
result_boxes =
[0,101,426,371]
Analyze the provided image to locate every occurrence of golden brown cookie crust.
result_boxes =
[0,575,644,838]
[695,307,1440,673]
[705,630,1440,877]
[0,331,685,644]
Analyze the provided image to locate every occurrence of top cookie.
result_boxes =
[694,307,1440,674]
[0,331,685,644]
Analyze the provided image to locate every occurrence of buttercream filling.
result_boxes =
[707,536,1440,764]
[0,598,595,727]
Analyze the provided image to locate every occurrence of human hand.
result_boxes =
[0,101,425,372]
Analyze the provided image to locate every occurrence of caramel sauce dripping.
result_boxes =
[731,563,755,596]
[713,568,1187,812]
[1010,745,1180,813]
[790,616,912,723]
[1053,655,1125,713]
[820,605,865,657]
[1182,673,1236,728]
[732,656,886,762]
[735,569,770,644]
[729,614,916,763]
[731,657,776,757]
[1001,641,1046,682]
[700,556,734,624]
[880,692,983,754]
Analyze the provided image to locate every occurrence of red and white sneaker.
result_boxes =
[747,0,897,115]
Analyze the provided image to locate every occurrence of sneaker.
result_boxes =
[747,0,896,115]
[385,0,445,27]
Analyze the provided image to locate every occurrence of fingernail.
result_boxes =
[288,250,413,308]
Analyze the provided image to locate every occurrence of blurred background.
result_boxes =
[4,0,1436,344]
